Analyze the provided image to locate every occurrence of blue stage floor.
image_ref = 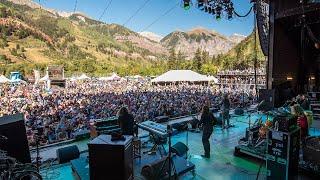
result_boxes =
[39,113,320,180]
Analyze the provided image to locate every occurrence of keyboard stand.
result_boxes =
[143,133,166,157]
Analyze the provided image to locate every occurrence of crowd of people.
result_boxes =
[217,68,266,91]
[0,79,256,146]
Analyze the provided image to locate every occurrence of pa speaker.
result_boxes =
[0,114,31,163]
[141,156,169,179]
[56,145,80,164]
[170,142,188,157]
[234,107,244,115]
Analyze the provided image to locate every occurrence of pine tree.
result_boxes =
[202,50,209,64]
[211,55,216,64]
[193,48,202,72]
[176,50,184,69]
[168,49,177,70]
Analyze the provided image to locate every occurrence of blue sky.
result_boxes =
[35,0,254,37]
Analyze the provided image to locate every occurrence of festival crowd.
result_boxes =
[0,79,256,146]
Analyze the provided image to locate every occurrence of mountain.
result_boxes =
[0,0,259,77]
[160,27,237,59]
[139,31,163,42]
[216,32,265,70]
[228,33,246,44]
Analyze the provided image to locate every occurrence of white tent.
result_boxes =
[133,75,143,79]
[110,73,121,81]
[151,70,209,83]
[9,78,26,84]
[99,73,121,81]
[39,74,49,82]
[77,74,90,80]
[0,75,10,83]
[207,75,219,84]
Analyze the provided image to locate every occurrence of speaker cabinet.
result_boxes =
[56,145,80,164]
[170,142,189,157]
[0,114,31,163]
[88,135,133,180]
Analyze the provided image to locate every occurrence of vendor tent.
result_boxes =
[207,76,219,84]
[110,73,121,81]
[39,74,49,82]
[0,75,10,83]
[151,70,209,84]
[99,73,121,81]
[77,74,90,80]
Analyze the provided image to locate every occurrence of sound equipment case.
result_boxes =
[88,135,133,180]
[266,128,300,180]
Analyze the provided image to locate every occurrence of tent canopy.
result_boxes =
[0,75,10,83]
[98,73,121,81]
[77,74,90,80]
[207,75,219,84]
[39,74,49,82]
[151,70,209,83]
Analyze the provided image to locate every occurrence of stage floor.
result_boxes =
[39,113,320,180]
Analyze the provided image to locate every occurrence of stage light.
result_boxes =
[227,3,234,20]
[198,0,205,8]
[216,5,222,20]
[183,0,191,10]
[287,76,293,81]
[216,14,221,20]
[315,42,320,49]
[208,6,212,14]
[204,6,208,12]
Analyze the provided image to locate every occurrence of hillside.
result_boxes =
[215,31,265,70]
[0,0,168,76]
[0,0,262,77]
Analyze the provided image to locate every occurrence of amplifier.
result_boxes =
[88,135,133,180]
[273,115,297,132]
[303,136,320,165]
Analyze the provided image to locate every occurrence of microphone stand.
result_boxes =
[158,125,176,180]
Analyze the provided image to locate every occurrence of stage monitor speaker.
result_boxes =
[88,135,133,180]
[56,145,80,164]
[170,142,188,157]
[0,114,31,163]
[258,89,275,110]
[141,156,168,180]
[234,107,244,115]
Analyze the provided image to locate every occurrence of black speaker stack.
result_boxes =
[56,145,80,164]
[0,114,31,163]
[88,134,133,180]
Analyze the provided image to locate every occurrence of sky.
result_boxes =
[34,0,255,37]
